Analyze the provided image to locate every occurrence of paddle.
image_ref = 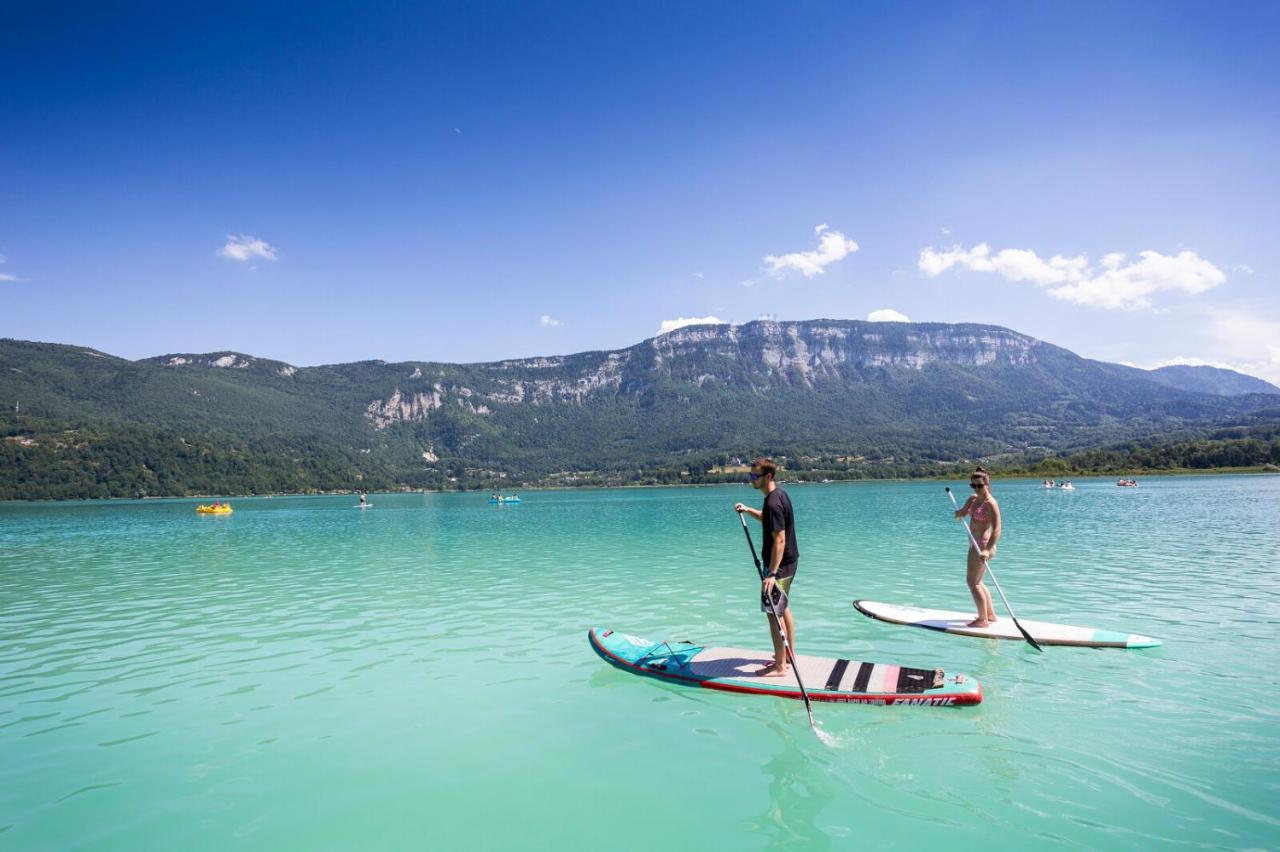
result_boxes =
[946,487,1044,652]
[737,511,818,730]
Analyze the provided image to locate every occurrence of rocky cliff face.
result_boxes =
[648,320,1039,382]
[359,320,1048,427]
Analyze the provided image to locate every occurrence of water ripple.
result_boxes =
[1,481,1277,849]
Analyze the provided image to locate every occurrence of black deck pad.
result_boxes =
[851,662,873,692]
[824,659,850,691]
[896,667,946,693]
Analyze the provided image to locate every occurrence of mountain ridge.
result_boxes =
[2,320,1277,499]
[12,319,1274,394]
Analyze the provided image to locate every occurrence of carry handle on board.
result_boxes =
[737,511,819,730]
[945,487,1043,652]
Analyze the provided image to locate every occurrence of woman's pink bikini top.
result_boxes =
[971,502,989,523]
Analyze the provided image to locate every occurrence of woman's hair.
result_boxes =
[753,457,778,478]
[971,466,990,485]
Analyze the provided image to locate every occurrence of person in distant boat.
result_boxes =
[954,466,1001,627]
[359,492,367,506]
[734,457,799,678]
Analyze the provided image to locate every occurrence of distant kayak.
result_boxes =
[488,497,521,504]
[589,627,981,706]
[195,505,232,515]
[853,600,1160,648]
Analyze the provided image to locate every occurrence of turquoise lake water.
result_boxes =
[2,476,1278,850]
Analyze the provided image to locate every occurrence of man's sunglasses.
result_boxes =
[749,472,763,481]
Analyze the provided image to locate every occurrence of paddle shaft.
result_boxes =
[946,487,1044,652]
[738,511,817,728]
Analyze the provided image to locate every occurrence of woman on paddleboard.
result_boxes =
[954,466,1001,627]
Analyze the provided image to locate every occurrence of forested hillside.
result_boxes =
[2,321,1276,498]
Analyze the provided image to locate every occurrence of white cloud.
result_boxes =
[1127,310,1280,386]
[918,243,1225,310]
[1233,264,1255,275]
[657,315,726,334]
[867,308,910,323]
[0,254,15,282]
[1206,308,1280,385]
[918,242,1086,285]
[1149,356,1237,371]
[539,315,561,327]
[764,224,859,279]
[1049,251,1224,309]
[219,234,278,262]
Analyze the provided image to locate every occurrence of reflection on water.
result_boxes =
[751,717,840,850]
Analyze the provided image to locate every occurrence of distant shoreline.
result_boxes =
[2,465,1275,503]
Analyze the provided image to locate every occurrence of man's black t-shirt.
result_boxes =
[761,488,799,578]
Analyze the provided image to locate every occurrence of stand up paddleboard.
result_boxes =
[589,628,981,706]
[853,601,1160,648]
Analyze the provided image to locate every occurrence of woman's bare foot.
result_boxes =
[758,662,789,677]
[966,618,991,628]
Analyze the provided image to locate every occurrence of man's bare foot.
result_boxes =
[758,662,789,677]
[966,618,991,628]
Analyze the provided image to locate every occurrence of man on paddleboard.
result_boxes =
[734,457,799,678]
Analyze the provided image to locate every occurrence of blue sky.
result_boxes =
[3,2,1278,381]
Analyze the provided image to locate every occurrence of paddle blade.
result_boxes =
[1015,621,1044,652]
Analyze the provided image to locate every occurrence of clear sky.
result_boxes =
[3,2,1278,381]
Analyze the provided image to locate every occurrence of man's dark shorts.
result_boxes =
[761,564,797,614]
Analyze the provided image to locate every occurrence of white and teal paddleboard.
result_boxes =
[853,600,1161,648]
[589,627,981,706]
